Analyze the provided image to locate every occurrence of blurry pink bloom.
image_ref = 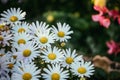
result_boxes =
[117,16,120,25]
[93,6,108,14]
[92,14,102,22]
[92,6,110,28]
[108,10,120,25]
[99,17,110,28]
[106,40,120,55]
[108,10,119,20]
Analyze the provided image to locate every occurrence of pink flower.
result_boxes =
[108,9,120,25]
[92,14,102,22]
[117,16,120,25]
[106,40,120,55]
[99,17,110,28]
[108,10,119,20]
[92,6,110,28]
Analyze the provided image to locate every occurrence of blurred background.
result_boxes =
[0,0,120,80]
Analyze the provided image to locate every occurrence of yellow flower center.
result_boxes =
[51,73,60,80]
[77,67,87,74]
[57,31,65,38]
[18,39,26,44]
[18,28,25,33]
[60,42,66,47]
[23,49,31,57]
[48,53,56,60]
[0,25,5,29]
[0,54,4,57]
[0,36,3,41]
[39,37,48,44]
[94,0,106,8]
[47,15,54,22]
[65,57,74,64]
[22,73,32,80]
[8,63,14,69]
[12,55,17,59]
[9,16,18,22]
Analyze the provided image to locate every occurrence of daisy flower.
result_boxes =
[70,60,94,78]
[12,32,32,47]
[61,48,83,68]
[12,21,30,33]
[0,54,10,78]
[0,31,13,47]
[41,46,64,64]
[28,21,51,35]
[12,61,41,80]
[15,42,40,62]
[52,22,73,42]
[42,64,69,80]
[34,30,55,48]
[6,56,16,72]
[0,8,26,25]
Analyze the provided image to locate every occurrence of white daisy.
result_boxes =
[61,48,83,68]
[15,42,40,62]
[70,60,95,78]
[12,32,32,47]
[0,8,26,25]
[6,56,16,72]
[12,61,41,80]
[52,22,73,42]
[34,30,55,48]
[12,21,30,33]
[28,21,51,35]
[0,31,13,47]
[41,46,64,64]
[0,54,10,78]
[42,64,69,80]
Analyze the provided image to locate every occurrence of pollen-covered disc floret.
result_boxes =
[70,60,95,78]
[42,64,69,80]
[0,8,26,25]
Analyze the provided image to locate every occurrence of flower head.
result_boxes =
[52,22,73,42]
[12,22,30,33]
[12,32,32,47]
[34,30,55,48]
[15,42,40,62]
[61,48,83,68]
[12,61,41,80]
[41,46,64,64]
[106,40,120,55]
[0,8,26,25]
[71,60,94,78]
[42,64,69,80]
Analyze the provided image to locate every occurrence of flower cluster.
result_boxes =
[92,0,120,28]
[0,8,94,80]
